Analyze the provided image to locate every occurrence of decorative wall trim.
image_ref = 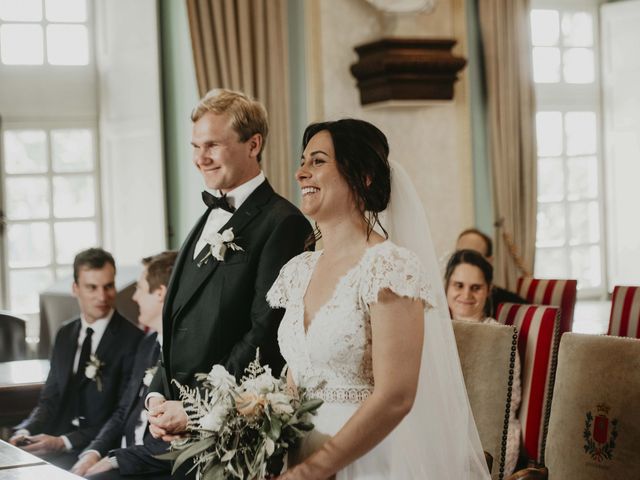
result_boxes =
[350,37,467,105]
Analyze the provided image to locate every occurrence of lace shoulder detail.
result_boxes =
[266,251,318,308]
[360,242,435,309]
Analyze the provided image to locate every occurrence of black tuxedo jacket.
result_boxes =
[151,180,311,399]
[84,332,162,457]
[16,311,142,450]
[84,332,171,476]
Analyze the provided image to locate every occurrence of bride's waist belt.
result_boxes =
[307,385,373,404]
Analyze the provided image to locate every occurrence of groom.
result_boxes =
[147,89,311,441]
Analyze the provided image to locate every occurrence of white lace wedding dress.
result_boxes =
[267,240,432,479]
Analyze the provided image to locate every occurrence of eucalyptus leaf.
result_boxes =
[220,449,236,462]
[297,398,323,414]
[171,437,216,474]
[202,463,225,480]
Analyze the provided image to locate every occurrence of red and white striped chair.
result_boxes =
[516,277,577,334]
[496,303,561,466]
[607,286,640,338]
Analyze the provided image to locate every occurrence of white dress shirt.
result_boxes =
[193,172,266,259]
[73,311,114,374]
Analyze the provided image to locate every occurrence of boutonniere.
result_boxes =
[143,366,158,387]
[85,354,105,391]
[198,227,244,267]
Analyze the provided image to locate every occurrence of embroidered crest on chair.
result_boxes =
[583,403,618,462]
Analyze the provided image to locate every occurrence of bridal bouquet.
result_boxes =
[159,351,322,479]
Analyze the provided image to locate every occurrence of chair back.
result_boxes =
[545,333,640,479]
[516,277,577,334]
[607,286,640,338]
[453,320,518,480]
[496,303,560,465]
[0,312,27,361]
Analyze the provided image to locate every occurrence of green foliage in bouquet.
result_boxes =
[157,350,322,479]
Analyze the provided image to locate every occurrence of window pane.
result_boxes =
[54,221,97,264]
[45,0,86,22]
[3,130,47,174]
[5,177,50,220]
[562,12,593,47]
[51,129,93,172]
[530,10,560,46]
[533,47,561,83]
[536,203,566,247]
[55,266,73,280]
[46,24,89,65]
[53,175,95,218]
[563,48,594,84]
[565,112,596,155]
[567,156,598,200]
[0,0,42,21]
[7,222,51,268]
[0,24,44,65]
[536,111,563,156]
[569,201,600,245]
[535,248,569,278]
[570,245,601,289]
[537,157,564,202]
[9,269,54,314]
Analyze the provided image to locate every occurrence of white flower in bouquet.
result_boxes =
[243,368,277,394]
[160,350,323,479]
[206,364,236,391]
[199,404,228,432]
[266,392,294,415]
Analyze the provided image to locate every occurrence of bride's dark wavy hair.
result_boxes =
[302,119,391,247]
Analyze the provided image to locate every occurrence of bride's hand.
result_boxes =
[275,466,333,480]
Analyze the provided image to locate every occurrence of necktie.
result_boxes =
[201,191,235,213]
[77,327,94,379]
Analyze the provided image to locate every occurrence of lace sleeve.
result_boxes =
[266,260,292,309]
[266,252,312,308]
[360,244,436,310]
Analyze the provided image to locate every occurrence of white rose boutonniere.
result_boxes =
[198,227,244,267]
[85,354,105,392]
[143,366,158,387]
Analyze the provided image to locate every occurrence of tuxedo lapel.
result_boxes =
[163,208,212,321]
[124,334,160,424]
[169,181,276,320]
[58,320,81,395]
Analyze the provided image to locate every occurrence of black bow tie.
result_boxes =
[201,191,235,213]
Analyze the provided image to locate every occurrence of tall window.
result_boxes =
[0,0,89,66]
[0,0,98,316]
[1,126,100,314]
[530,0,605,297]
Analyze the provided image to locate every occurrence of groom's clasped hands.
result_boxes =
[147,397,189,442]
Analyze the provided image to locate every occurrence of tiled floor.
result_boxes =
[572,300,611,334]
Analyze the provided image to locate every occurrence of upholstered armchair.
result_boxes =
[452,320,518,480]
[506,333,640,479]
[496,303,561,468]
[607,285,640,338]
[516,278,577,334]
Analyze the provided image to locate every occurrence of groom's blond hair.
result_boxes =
[191,89,269,162]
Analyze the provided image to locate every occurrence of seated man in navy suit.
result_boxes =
[9,248,143,469]
[69,251,177,479]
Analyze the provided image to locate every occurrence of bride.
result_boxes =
[267,119,490,479]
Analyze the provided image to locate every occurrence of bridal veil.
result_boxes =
[378,161,490,479]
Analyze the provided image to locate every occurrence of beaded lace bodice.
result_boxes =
[267,241,434,402]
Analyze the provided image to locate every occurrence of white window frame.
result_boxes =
[0,118,102,313]
[531,0,608,299]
